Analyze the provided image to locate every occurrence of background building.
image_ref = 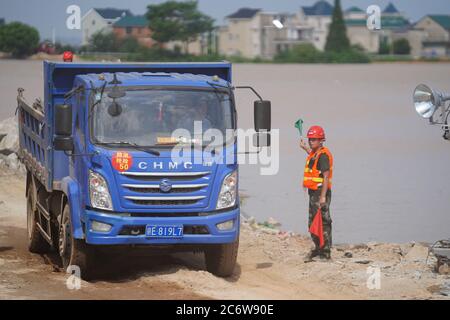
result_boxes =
[81,8,131,46]
[78,2,450,59]
[268,13,314,59]
[344,6,379,53]
[218,8,315,59]
[218,8,263,58]
[298,0,333,51]
[414,15,450,57]
[113,15,154,48]
[344,2,413,54]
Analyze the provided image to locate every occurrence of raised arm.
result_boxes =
[299,139,311,154]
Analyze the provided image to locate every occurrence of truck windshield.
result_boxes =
[92,89,234,147]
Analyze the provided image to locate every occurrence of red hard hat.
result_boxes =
[307,126,325,139]
[63,51,73,62]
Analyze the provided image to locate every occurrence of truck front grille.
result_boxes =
[119,171,211,207]
[129,198,201,206]
[123,184,207,194]
[119,171,210,181]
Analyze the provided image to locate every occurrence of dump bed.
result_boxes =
[17,61,233,192]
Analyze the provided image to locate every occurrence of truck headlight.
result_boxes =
[216,171,237,210]
[89,171,113,211]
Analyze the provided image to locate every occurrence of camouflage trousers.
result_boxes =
[308,190,332,254]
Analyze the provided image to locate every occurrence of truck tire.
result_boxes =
[204,240,239,277]
[59,204,95,281]
[27,186,50,253]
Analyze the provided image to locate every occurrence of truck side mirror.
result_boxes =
[254,100,271,147]
[54,104,73,151]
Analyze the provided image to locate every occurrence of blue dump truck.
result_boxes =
[17,61,271,280]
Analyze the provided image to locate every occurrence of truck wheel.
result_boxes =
[204,240,239,277]
[27,187,50,253]
[59,204,95,281]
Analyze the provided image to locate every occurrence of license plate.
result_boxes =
[146,225,184,238]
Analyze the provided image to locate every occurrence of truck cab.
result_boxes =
[18,61,271,280]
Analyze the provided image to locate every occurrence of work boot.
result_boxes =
[319,251,331,261]
[304,249,320,263]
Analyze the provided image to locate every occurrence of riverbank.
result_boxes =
[3,52,450,64]
[0,160,448,299]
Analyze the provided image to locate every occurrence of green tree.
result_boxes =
[274,44,321,63]
[146,0,214,53]
[54,42,77,54]
[88,32,118,52]
[325,0,350,53]
[274,43,369,63]
[118,37,140,53]
[392,38,411,55]
[0,22,39,58]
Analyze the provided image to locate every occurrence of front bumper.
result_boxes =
[84,208,240,245]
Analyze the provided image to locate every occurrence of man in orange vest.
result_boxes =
[300,126,333,261]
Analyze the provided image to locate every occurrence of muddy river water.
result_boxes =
[1,60,449,243]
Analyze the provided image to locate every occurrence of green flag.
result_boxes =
[295,119,304,137]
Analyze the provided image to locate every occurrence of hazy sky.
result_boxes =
[1,0,450,44]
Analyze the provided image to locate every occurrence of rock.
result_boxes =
[247,216,256,225]
[0,117,19,155]
[399,243,414,256]
[240,214,249,222]
[277,231,290,241]
[344,251,353,258]
[438,263,450,275]
[403,244,429,263]
[438,282,450,296]
[248,217,259,231]
[260,227,279,235]
[367,241,379,247]
[258,221,277,229]
[351,244,369,250]
[6,153,19,170]
[354,260,372,265]
[392,247,402,256]
[267,217,281,227]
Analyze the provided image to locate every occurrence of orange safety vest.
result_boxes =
[303,147,333,191]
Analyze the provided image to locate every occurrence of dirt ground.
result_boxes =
[0,168,449,300]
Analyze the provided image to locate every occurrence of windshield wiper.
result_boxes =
[98,141,160,156]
